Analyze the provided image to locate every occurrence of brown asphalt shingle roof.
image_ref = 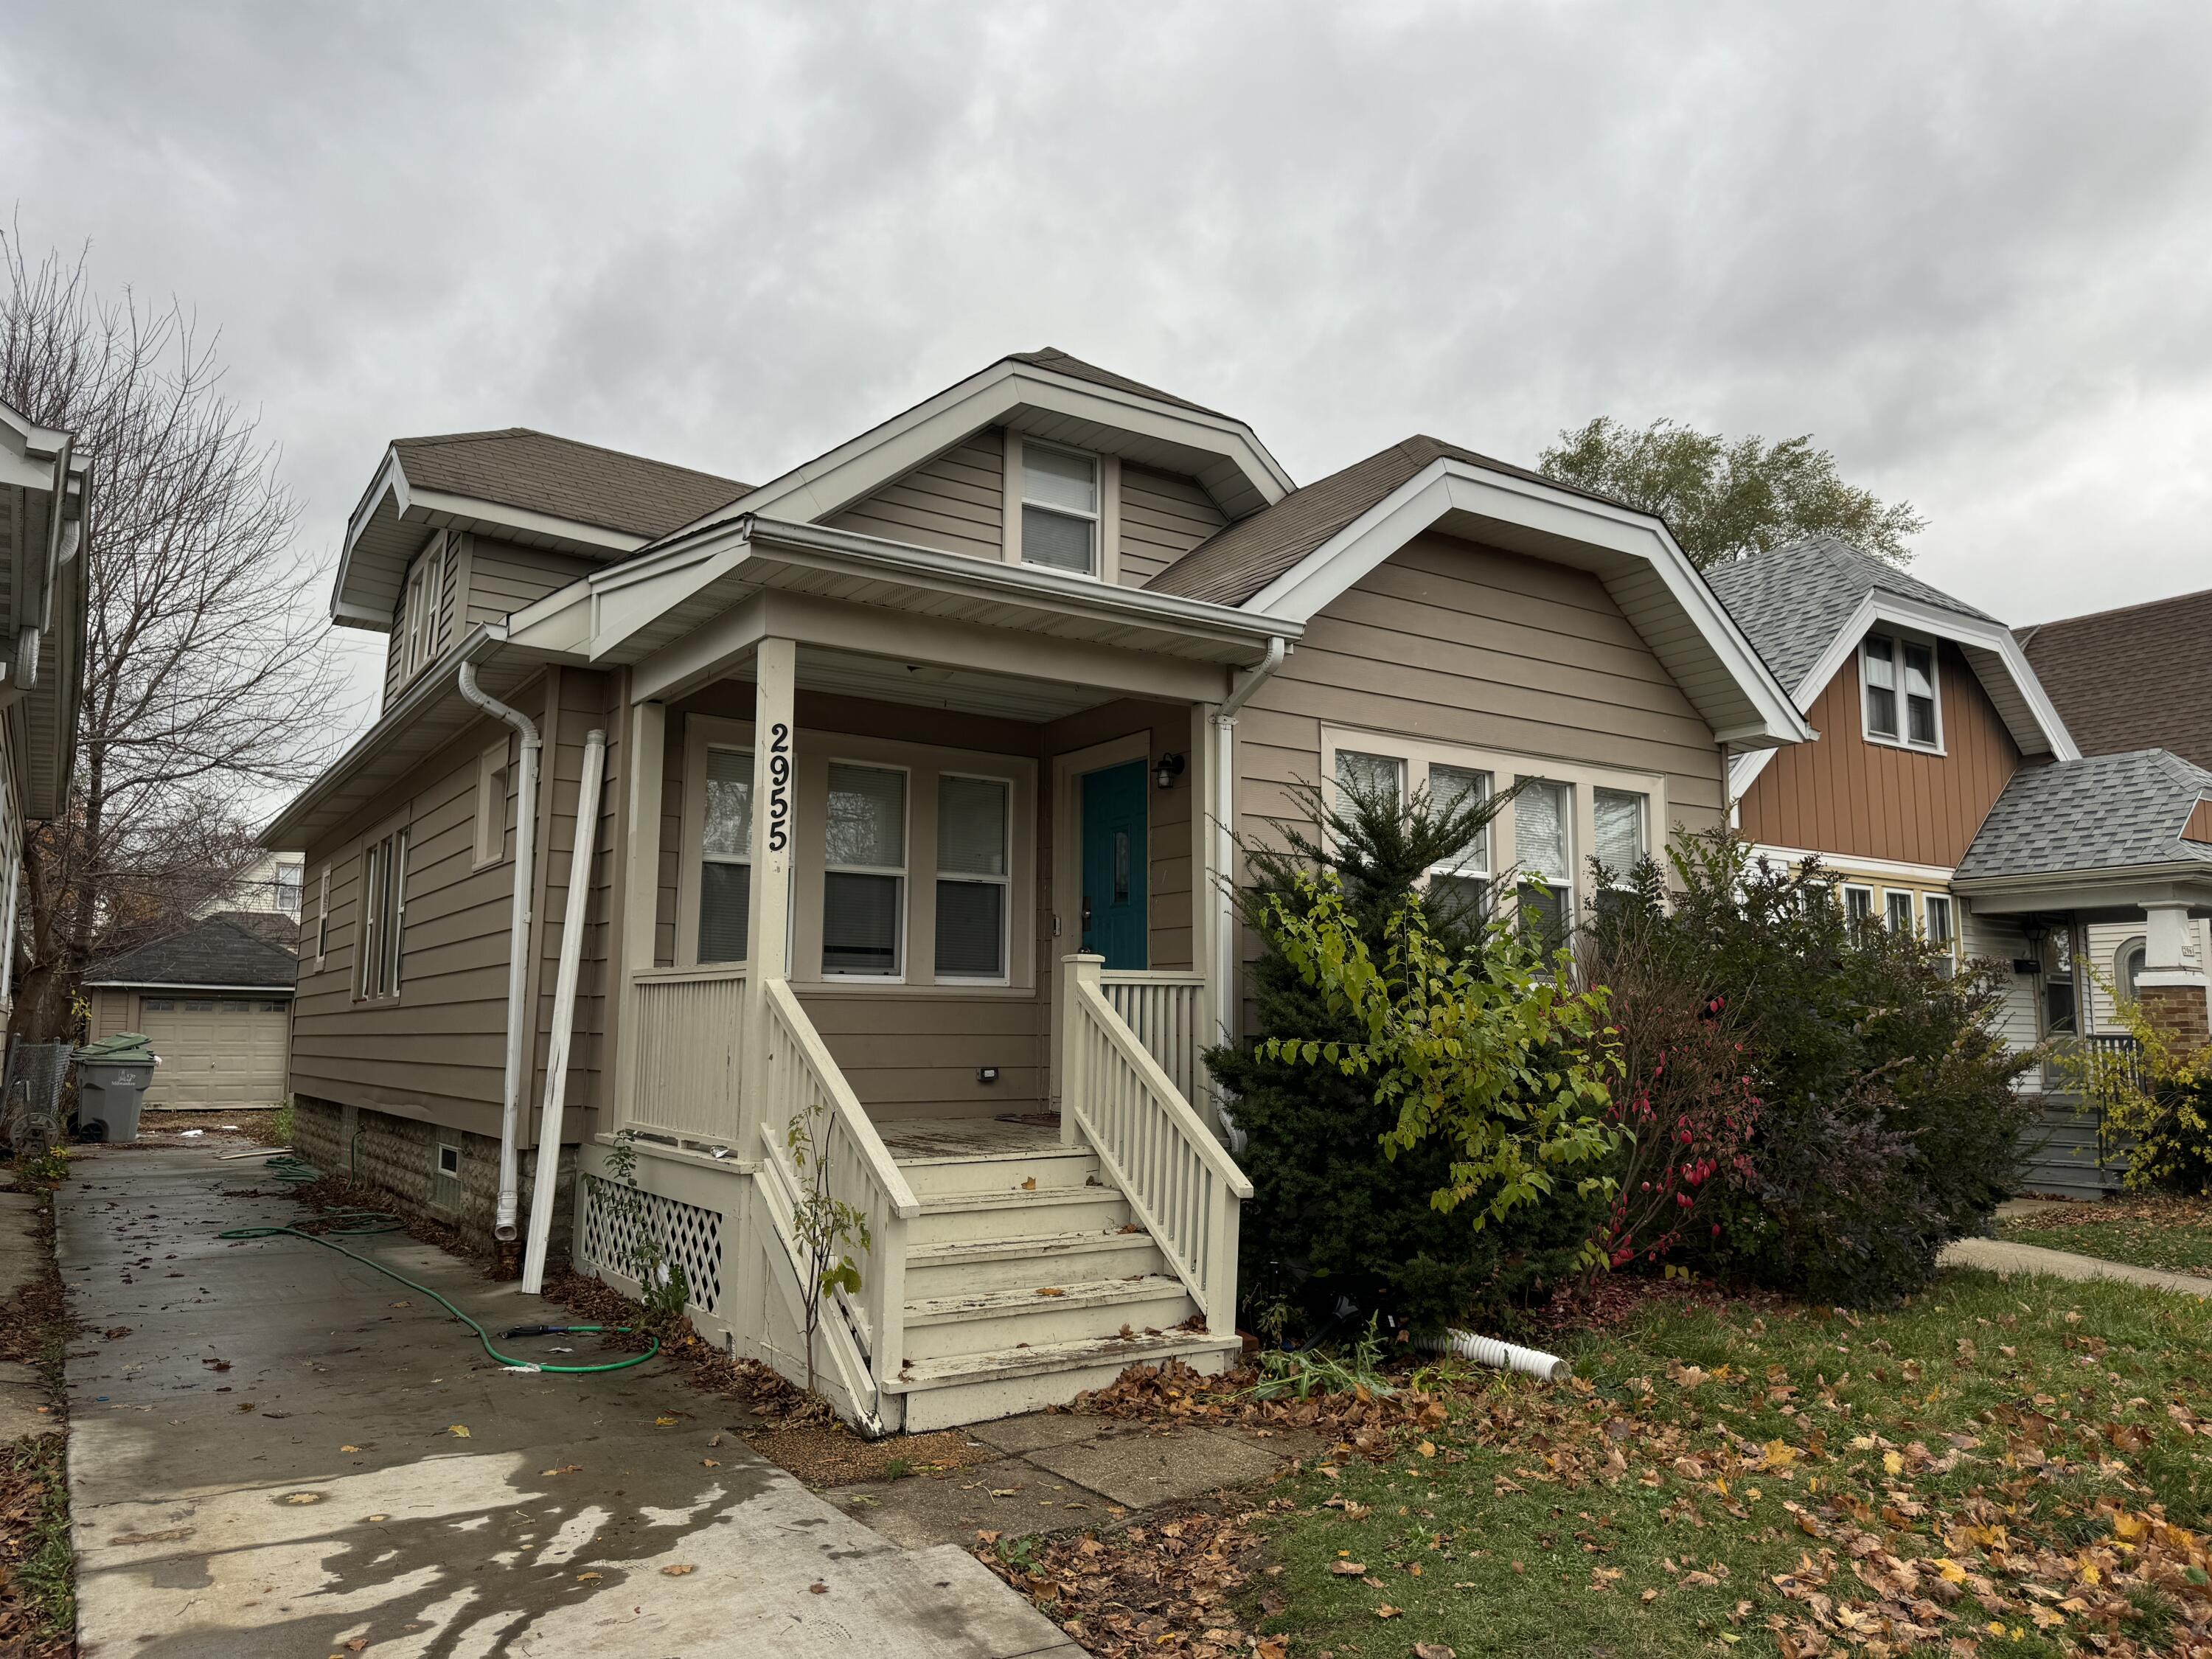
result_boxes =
[1144,435,1629,608]
[2017,588,2212,771]
[86,912,299,990]
[1006,348,1233,422]
[392,429,750,542]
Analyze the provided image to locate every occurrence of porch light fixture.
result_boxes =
[1154,752,1186,790]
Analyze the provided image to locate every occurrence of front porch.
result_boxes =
[566,577,1277,1430]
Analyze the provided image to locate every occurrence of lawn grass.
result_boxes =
[1245,1268,2209,1657]
[1999,1196,2212,1279]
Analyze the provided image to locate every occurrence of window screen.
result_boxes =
[1021,446,1098,574]
[1514,780,1571,948]
[1593,787,1646,877]
[698,746,752,963]
[936,776,1009,979]
[824,764,905,975]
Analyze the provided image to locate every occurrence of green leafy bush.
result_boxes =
[1592,834,2038,1304]
[1208,774,1615,1338]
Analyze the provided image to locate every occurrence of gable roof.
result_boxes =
[2017,587,2212,771]
[1144,435,1626,608]
[1703,535,1997,694]
[389,429,750,541]
[86,912,299,991]
[332,430,750,630]
[1004,348,1230,421]
[1955,748,2212,885]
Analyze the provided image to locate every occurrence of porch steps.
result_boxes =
[878,1115,1237,1430]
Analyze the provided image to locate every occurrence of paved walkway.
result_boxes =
[1941,1234,2212,1296]
[60,1144,1080,1659]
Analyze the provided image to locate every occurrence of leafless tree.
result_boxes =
[0,229,342,1040]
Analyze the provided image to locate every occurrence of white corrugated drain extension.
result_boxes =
[1422,1328,1572,1383]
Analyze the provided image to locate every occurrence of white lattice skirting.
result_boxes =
[578,1180,726,1317]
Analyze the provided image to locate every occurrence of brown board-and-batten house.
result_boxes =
[1708,538,2212,1198]
[264,350,1809,1431]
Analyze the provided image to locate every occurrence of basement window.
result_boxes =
[437,1143,460,1179]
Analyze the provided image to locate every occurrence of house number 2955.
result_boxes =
[766,721,791,854]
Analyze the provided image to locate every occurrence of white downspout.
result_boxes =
[523,728,605,1294]
[1209,638,1287,1142]
[458,661,540,1243]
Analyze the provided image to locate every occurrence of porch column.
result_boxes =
[2137,900,2209,1050]
[612,697,665,1133]
[742,638,798,1153]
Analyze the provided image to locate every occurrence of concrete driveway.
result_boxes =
[59,1144,1080,1659]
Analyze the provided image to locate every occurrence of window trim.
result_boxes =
[933,769,1016,985]
[473,737,511,871]
[1015,438,1102,580]
[355,824,408,1001]
[1860,629,1944,754]
[821,758,912,982]
[397,532,448,684]
[1883,888,1916,935]
[313,865,330,972]
[1841,883,1876,925]
[1318,728,1665,936]
[1922,891,1955,950]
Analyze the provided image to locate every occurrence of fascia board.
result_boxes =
[404,487,648,555]
[84,981,296,992]
[675,361,1293,541]
[330,448,407,627]
[1248,458,1811,746]
[1952,866,2212,909]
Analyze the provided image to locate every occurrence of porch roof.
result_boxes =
[506,513,1302,703]
[1952,748,2212,910]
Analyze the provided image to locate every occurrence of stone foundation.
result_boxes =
[291,1096,577,1266]
[2136,983,2211,1053]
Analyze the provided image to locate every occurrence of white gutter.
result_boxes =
[523,727,605,1295]
[458,660,541,1243]
[1209,638,1288,1095]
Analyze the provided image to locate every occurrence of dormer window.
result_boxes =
[398,532,448,682]
[1019,444,1099,576]
[1861,631,1939,751]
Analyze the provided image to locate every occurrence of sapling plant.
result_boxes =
[587,1129,690,1324]
[786,1100,872,1399]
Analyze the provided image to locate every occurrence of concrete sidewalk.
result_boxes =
[1941,1234,2212,1296]
[60,1144,1081,1659]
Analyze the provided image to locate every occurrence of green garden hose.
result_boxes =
[219,1155,658,1375]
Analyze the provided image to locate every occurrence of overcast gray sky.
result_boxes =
[5,1,2209,735]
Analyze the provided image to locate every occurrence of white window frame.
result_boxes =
[695,739,756,966]
[820,759,911,983]
[397,532,448,683]
[1842,883,1876,925]
[1318,727,1664,936]
[1860,629,1942,754]
[355,825,407,1001]
[1883,889,1916,935]
[1425,762,1494,912]
[1923,892,1955,950]
[933,770,1015,985]
[473,737,510,870]
[1016,439,1101,580]
[1590,785,1649,890]
[313,866,330,971]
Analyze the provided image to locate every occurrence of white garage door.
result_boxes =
[136,996,291,1108]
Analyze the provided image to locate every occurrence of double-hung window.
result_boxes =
[823,763,907,978]
[357,829,407,1000]
[1862,632,1939,749]
[698,745,754,964]
[1426,763,1492,921]
[936,776,1011,980]
[1020,445,1099,576]
[1922,893,1954,947]
[1335,748,1404,808]
[1514,780,1573,950]
[398,534,447,682]
[1884,890,1916,934]
[1843,884,1875,927]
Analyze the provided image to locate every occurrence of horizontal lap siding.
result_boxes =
[293,674,559,1132]
[800,991,1045,1121]
[827,430,1004,562]
[464,535,599,630]
[1118,465,1226,588]
[1963,908,2040,1080]
[529,669,622,1131]
[1737,641,2019,869]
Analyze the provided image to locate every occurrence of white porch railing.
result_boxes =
[755,976,918,1426]
[625,966,747,1147]
[1099,968,1209,1110]
[1061,954,1251,1332]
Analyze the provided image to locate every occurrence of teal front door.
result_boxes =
[1079,760,1149,969]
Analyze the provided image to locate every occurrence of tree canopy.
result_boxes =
[1537,415,1926,570]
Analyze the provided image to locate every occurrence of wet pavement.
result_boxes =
[60,1144,1080,1658]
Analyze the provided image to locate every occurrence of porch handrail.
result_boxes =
[756,976,918,1408]
[1061,954,1251,1332]
[625,964,748,1148]
[1098,968,1208,1110]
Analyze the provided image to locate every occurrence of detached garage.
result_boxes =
[85,913,299,1110]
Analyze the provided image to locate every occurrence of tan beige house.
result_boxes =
[1708,538,2212,1197]
[265,350,1809,1430]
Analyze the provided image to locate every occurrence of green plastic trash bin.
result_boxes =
[75,1033,158,1142]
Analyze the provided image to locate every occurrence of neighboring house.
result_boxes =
[1709,538,2212,1197]
[84,912,298,1108]
[264,349,1807,1431]
[0,394,90,1031]
[193,849,305,919]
